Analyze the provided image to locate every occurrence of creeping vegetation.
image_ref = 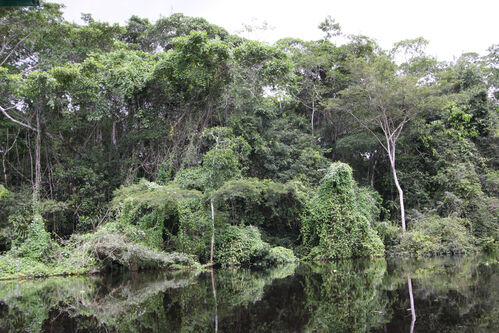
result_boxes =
[111,179,211,261]
[0,185,9,200]
[0,5,497,276]
[110,179,298,267]
[87,232,194,271]
[301,162,385,260]
[393,216,477,257]
[215,225,296,267]
[213,178,307,247]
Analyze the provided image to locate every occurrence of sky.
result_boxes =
[50,0,498,61]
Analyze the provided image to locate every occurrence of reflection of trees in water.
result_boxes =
[0,256,497,332]
[378,255,499,332]
[0,271,199,332]
[303,258,390,332]
[0,264,299,332]
[408,277,416,333]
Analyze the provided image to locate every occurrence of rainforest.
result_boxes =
[0,1,498,323]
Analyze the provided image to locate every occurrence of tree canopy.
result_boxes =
[0,2,497,270]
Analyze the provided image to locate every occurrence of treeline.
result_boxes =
[0,3,498,271]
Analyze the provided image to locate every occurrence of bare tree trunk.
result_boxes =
[370,158,377,188]
[28,135,33,188]
[2,155,6,187]
[311,99,315,135]
[387,140,406,232]
[210,198,215,266]
[112,120,117,146]
[33,108,41,206]
[391,160,406,231]
[2,128,7,186]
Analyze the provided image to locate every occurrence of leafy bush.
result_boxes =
[111,179,211,260]
[215,225,295,267]
[213,178,307,247]
[174,166,208,191]
[393,216,476,257]
[355,186,383,225]
[0,255,56,280]
[266,246,297,265]
[88,232,195,271]
[301,162,385,260]
[0,185,8,200]
[11,214,57,263]
[0,220,197,279]
[0,188,33,251]
[374,221,402,250]
[477,236,499,255]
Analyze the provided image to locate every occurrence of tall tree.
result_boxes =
[201,127,247,265]
[333,41,435,231]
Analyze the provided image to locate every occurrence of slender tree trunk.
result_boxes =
[109,120,117,164]
[2,155,6,187]
[387,140,406,231]
[370,158,377,188]
[2,128,8,186]
[28,135,33,188]
[210,198,215,266]
[311,99,315,135]
[33,108,41,206]
[112,120,117,146]
[391,160,406,231]
[2,133,7,186]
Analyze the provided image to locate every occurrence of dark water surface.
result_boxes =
[0,255,497,332]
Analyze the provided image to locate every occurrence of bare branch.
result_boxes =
[346,109,388,152]
[0,31,33,67]
[0,105,37,132]
[1,105,55,140]
[5,128,21,154]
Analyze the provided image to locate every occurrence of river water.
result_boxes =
[0,255,497,332]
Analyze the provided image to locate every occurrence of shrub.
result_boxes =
[213,178,307,247]
[215,225,295,267]
[174,166,208,191]
[11,214,57,263]
[1,188,33,251]
[89,232,195,271]
[374,221,402,250]
[0,185,9,200]
[266,246,297,265]
[111,179,211,260]
[301,162,385,260]
[393,216,476,257]
[478,236,499,255]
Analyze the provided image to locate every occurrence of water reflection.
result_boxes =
[0,256,497,332]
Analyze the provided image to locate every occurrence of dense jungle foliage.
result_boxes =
[0,2,498,277]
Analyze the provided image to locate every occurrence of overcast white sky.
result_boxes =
[51,0,498,61]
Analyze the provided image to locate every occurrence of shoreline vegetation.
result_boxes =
[0,162,491,280]
[1,3,498,280]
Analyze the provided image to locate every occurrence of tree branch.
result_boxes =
[0,105,37,132]
[0,32,33,67]
[1,105,55,140]
[347,109,388,152]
